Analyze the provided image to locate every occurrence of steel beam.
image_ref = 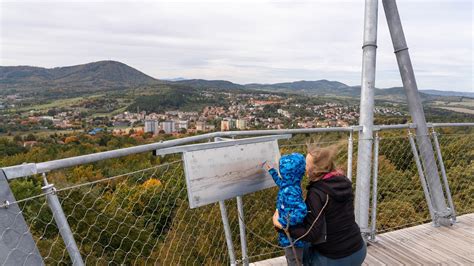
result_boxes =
[347,131,354,180]
[369,132,379,242]
[431,128,456,222]
[219,200,236,266]
[236,196,249,266]
[382,0,450,225]
[42,177,84,266]
[355,0,378,235]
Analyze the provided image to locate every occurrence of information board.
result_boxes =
[182,139,282,208]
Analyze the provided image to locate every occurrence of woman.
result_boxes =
[273,145,366,266]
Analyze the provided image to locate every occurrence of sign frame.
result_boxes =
[180,134,290,208]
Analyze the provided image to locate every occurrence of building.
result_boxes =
[144,120,160,134]
[176,120,188,131]
[196,121,206,131]
[161,121,175,134]
[277,109,291,118]
[221,120,233,131]
[236,119,247,130]
[88,128,104,135]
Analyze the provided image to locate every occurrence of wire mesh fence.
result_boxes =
[8,160,235,265]
[374,134,431,232]
[2,129,473,265]
[434,132,474,216]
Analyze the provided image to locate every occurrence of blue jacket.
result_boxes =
[268,153,307,247]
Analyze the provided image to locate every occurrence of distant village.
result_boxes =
[0,92,404,138]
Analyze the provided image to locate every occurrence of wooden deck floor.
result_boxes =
[252,213,474,265]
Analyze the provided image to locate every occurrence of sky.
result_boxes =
[0,0,472,91]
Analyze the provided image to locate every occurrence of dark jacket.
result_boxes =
[288,174,364,259]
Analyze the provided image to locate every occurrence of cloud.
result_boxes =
[0,0,472,91]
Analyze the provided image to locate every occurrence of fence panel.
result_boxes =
[2,128,473,264]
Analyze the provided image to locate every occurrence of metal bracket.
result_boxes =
[1,200,10,209]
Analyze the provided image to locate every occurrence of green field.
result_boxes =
[15,95,103,112]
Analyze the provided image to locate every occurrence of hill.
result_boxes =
[172,79,244,90]
[1,60,469,102]
[244,81,427,101]
[0,61,159,92]
[245,79,355,95]
[421,90,474,98]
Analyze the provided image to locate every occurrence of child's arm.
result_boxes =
[262,161,282,187]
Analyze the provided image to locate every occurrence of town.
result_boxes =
[0,91,404,137]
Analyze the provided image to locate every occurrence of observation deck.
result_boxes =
[253,213,474,265]
[0,123,472,265]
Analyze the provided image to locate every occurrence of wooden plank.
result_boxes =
[391,230,472,264]
[378,235,431,264]
[251,214,474,265]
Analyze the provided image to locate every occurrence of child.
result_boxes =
[263,153,307,266]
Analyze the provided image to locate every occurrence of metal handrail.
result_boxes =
[2,122,473,180]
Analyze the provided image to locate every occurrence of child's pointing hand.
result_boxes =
[262,161,273,171]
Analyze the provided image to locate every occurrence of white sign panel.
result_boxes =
[183,139,281,208]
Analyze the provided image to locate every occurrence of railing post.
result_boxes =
[42,174,84,266]
[219,200,237,266]
[236,196,249,266]
[214,136,237,266]
[369,131,379,242]
[408,131,436,226]
[355,0,378,237]
[382,0,451,225]
[431,128,456,223]
[347,131,354,180]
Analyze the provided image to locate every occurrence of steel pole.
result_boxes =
[355,0,378,235]
[369,132,379,241]
[408,131,436,225]
[382,0,450,225]
[347,131,354,180]
[431,128,456,222]
[236,196,249,265]
[42,177,84,266]
[219,200,236,266]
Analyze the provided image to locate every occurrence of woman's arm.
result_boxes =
[287,189,325,242]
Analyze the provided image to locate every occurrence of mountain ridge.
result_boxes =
[1,61,471,98]
[0,60,159,91]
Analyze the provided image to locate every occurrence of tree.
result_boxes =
[25,133,36,141]
[13,134,23,143]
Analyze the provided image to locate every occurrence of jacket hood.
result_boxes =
[308,175,353,202]
[278,153,306,186]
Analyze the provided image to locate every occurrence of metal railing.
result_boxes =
[0,122,473,265]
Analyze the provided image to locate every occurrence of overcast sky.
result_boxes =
[1,0,472,91]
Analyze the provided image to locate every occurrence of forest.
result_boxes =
[1,125,472,264]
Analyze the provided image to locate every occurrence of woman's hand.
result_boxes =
[272,209,283,229]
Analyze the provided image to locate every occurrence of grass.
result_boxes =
[431,98,474,108]
[435,107,474,115]
[15,94,105,112]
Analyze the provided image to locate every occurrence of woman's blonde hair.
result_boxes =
[306,142,342,182]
